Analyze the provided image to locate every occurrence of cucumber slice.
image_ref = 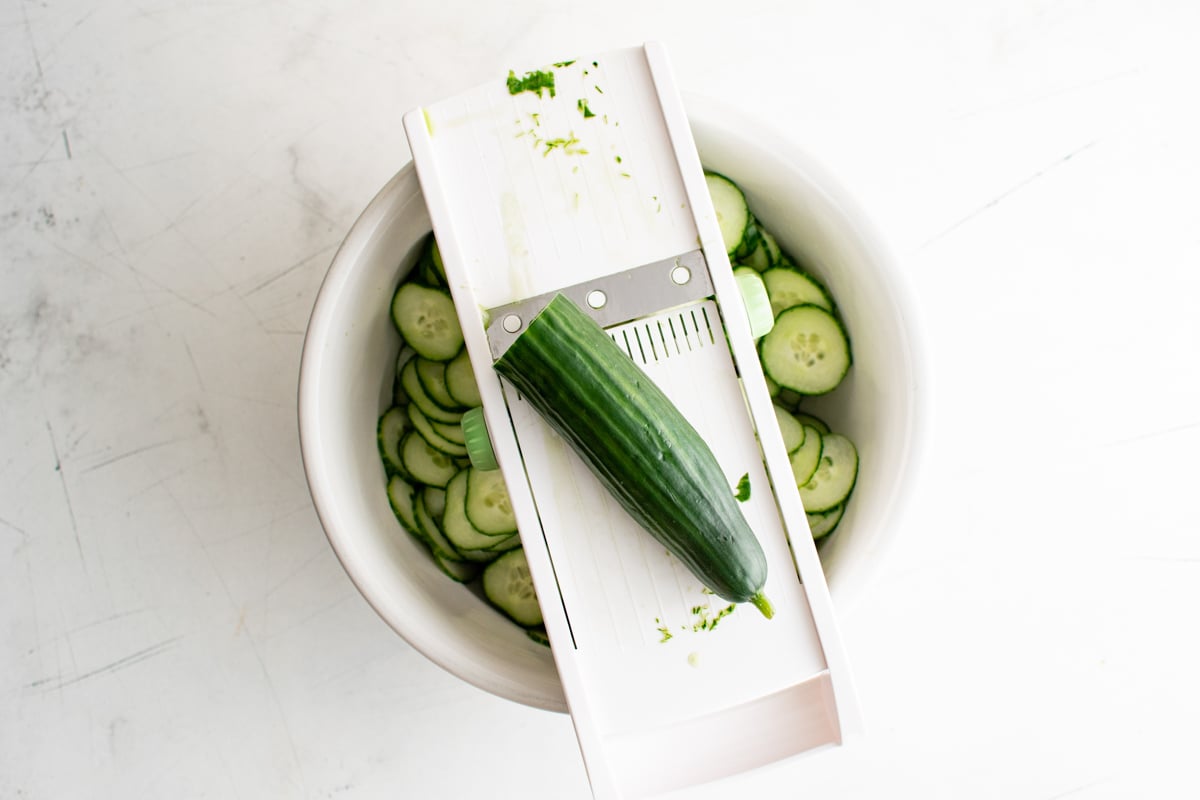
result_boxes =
[415,487,464,562]
[415,356,464,411]
[393,347,417,406]
[445,348,482,407]
[760,304,851,395]
[761,228,782,268]
[416,235,445,287]
[442,469,512,552]
[400,432,458,487]
[391,283,463,361]
[432,549,481,582]
[807,503,845,540]
[762,267,834,318]
[799,433,858,513]
[385,474,423,540]
[482,548,543,627]
[408,402,469,457]
[789,424,823,487]
[792,412,831,435]
[377,406,412,477]
[430,418,466,446]
[422,485,447,523]
[773,404,806,454]
[526,626,551,647]
[740,222,773,272]
[465,468,517,535]
[705,171,751,257]
[400,358,464,425]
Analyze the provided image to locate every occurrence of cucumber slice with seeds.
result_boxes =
[391,283,463,361]
[799,433,858,513]
[442,469,511,552]
[465,468,517,535]
[482,548,543,627]
[760,304,851,395]
[385,474,422,540]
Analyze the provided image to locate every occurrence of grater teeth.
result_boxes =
[484,249,712,360]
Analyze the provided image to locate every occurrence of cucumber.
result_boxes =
[377,406,412,477]
[400,358,464,425]
[793,411,831,435]
[482,548,543,627]
[415,356,464,411]
[762,266,834,317]
[788,424,823,487]
[773,404,806,454]
[705,171,751,258]
[432,549,481,583]
[465,467,518,535]
[760,303,852,395]
[799,433,858,513]
[408,402,469,458]
[391,283,463,361]
[430,418,466,446]
[494,294,773,617]
[444,347,482,407]
[442,469,513,552]
[807,504,844,540]
[415,487,465,562]
[400,431,458,487]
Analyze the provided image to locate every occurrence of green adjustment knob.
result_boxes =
[461,406,498,471]
[734,268,775,339]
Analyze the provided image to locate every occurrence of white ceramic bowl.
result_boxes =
[299,94,925,713]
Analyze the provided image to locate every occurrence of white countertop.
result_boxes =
[4,2,1199,797]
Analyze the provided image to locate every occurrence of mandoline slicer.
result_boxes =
[403,42,860,799]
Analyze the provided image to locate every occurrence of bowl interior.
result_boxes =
[299,96,923,713]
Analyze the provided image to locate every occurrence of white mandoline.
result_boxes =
[403,42,860,799]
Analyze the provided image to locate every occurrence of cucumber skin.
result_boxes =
[494,295,769,609]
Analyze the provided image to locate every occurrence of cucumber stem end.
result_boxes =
[749,592,774,619]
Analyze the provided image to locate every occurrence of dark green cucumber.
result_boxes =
[493,294,772,617]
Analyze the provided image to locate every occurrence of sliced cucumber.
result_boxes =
[740,221,774,272]
[430,418,466,446]
[762,267,833,318]
[422,485,447,523]
[525,626,551,647]
[705,171,751,257]
[401,358,464,425]
[807,503,845,540]
[774,404,806,454]
[760,304,851,395]
[415,356,464,411]
[385,474,422,540]
[761,228,782,268]
[788,424,823,487]
[482,548,543,627]
[415,488,464,562]
[393,347,417,405]
[408,402,469,458]
[465,468,517,535]
[793,411,831,435]
[400,431,459,488]
[391,283,463,361]
[442,469,512,552]
[445,348,482,407]
[799,433,858,513]
[432,549,481,582]
[377,406,412,476]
